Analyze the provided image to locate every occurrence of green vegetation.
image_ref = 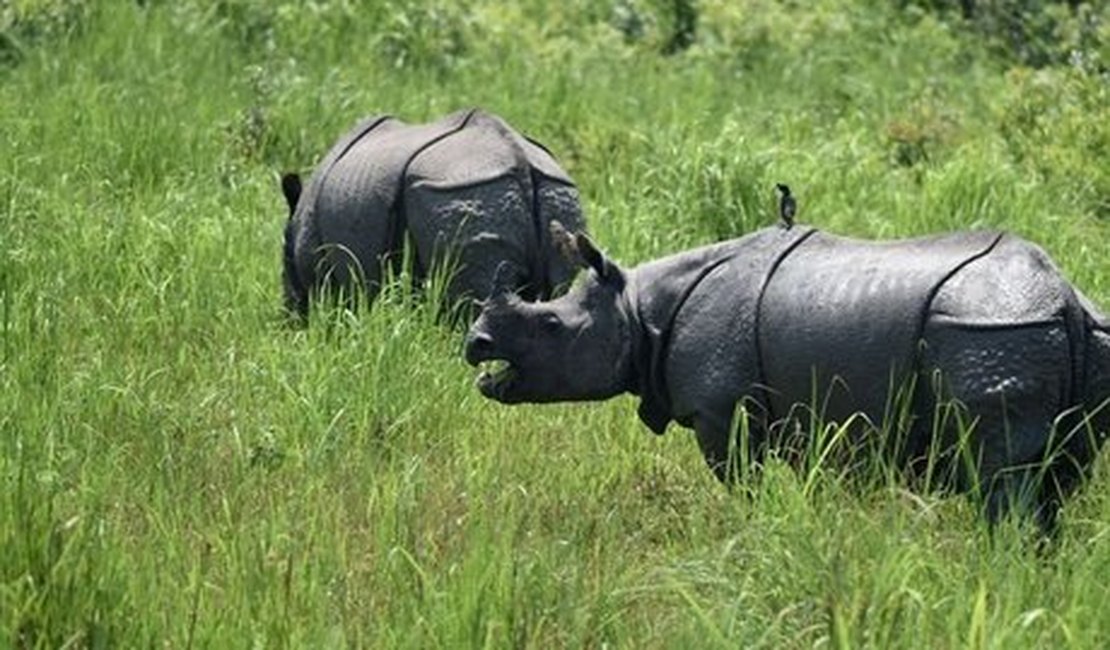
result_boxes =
[2,0,1108,646]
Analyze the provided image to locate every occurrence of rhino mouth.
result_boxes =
[475,358,518,400]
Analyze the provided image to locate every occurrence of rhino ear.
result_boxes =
[574,232,625,287]
[281,173,302,217]
[549,220,583,267]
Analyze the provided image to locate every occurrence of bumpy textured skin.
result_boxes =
[626,226,1109,523]
[284,108,585,317]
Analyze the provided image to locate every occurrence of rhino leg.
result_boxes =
[922,318,1076,531]
[446,234,530,306]
[311,242,387,314]
[981,460,1061,533]
[692,396,771,483]
[1032,316,1110,528]
[694,411,734,482]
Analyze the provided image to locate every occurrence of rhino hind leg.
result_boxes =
[407,177,535,312]
[982,314,1110,534]
[319,248,385,313]
[1029,319,1110,523]
[979,415,1096,536]
[981,463,1061,534]
[921,319,1079,531]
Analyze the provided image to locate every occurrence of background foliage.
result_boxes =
[2,0,1109,647]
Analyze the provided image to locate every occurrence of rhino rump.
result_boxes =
[283,109,585,318]
[403,112,584,301]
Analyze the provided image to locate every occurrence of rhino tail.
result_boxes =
[282,217,309,322]
[279,172,309,321]
[281,172,302,216]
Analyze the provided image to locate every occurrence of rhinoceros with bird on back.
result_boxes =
[464,222,1110,530]
[281,108,587,321]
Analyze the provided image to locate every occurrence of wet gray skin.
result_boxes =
[465,223,1110,532]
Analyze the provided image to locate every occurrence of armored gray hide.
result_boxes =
[465,225,1110,529]
[282,108,585,319]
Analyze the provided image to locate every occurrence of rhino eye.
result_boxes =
[540,313,563,333]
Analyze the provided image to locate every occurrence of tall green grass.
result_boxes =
[2,0,1109,646]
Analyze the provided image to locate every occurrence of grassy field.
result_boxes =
[2,0,1110,647]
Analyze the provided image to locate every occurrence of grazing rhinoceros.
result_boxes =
[281,108,586,320]
[464,223,1110,529]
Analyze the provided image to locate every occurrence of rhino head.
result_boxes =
[465,224,633,403]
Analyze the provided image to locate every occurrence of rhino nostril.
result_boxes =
[466,332,495,358]
[465,331,496,366]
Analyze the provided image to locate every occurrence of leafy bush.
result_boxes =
[900,0,1109,68]
[0,0,90,67]
[376,0,476,72]
[997,62,1110,218]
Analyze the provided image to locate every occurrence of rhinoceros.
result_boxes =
[281,108,586,320]
[464,223,1110,528]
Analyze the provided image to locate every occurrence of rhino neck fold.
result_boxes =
[619,279,669,434]
[624,227,820,436]
[622,240,767,435]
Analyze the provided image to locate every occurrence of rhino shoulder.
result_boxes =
[630,227,817,433]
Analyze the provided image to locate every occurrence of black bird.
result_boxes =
[776,183,796,229]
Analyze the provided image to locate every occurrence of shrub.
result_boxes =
[997,62,1110,218]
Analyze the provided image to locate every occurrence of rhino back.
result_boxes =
[927,234,1075,326]
[922,235,1079,417]
[756,230,1004,426]
[406,111,539,187]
